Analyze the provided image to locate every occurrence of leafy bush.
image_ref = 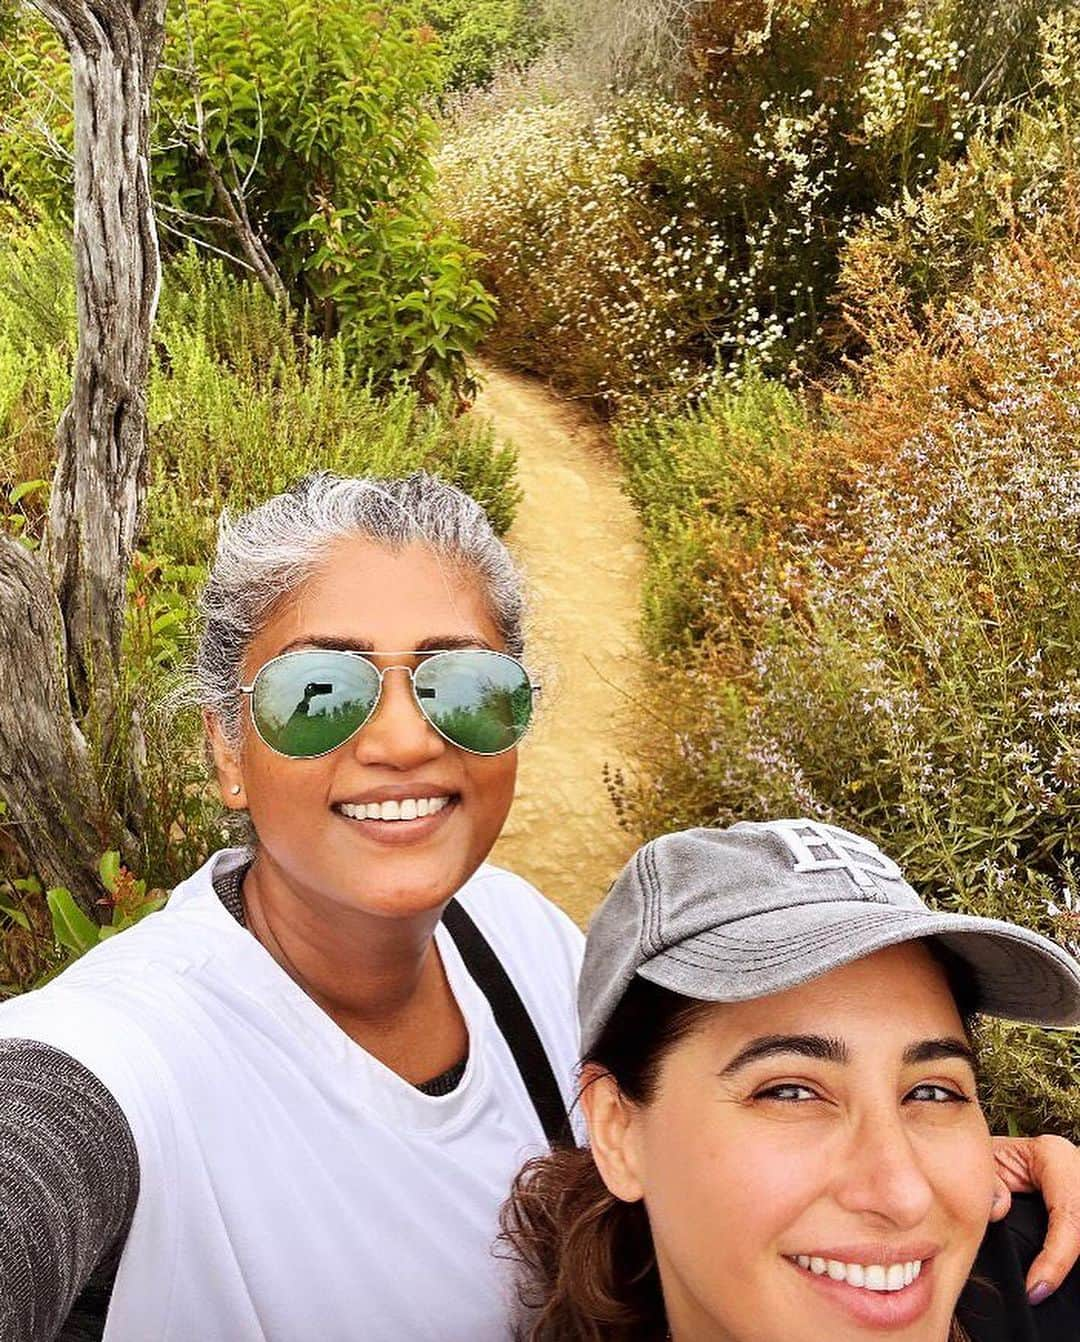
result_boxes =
[837,5,1080,330]
[0,233,519,989]
[421,0,556,91]
[438,90,746,409]
[0,0,496,392]
[615,216,1080,1135]
[437,0,1079,409]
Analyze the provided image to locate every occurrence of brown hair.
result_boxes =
[500,946,982,1341]
[501,976,709,1340]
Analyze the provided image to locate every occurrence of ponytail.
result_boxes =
[500,1146,666,1341]
[500,978,715,1340]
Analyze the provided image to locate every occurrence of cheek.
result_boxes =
[639,1109,823,1285]
[921,1115,997,1243]
[465,752,517,828]
[242,742,330,822]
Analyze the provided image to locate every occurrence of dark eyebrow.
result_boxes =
[719,1034,849,1077]
[902,1037,979,1073]
[275,634,496,656]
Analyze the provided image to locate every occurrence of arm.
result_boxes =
[0,1038,139,1342]
[991,1136,1080,1303]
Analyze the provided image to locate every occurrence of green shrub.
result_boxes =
[421,0,556,91]
[616,220,1080,1135]
[0,0,496,392]
[617,371,811,649]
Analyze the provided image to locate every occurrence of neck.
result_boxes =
[240,851,467,1081]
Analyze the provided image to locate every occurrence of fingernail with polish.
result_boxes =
[1028,1281,1052,1306]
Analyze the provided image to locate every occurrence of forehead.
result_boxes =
[695,942,965,1051]
[250,537,501,663]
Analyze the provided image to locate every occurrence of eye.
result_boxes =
[753,1082,821,1103]
[906,1083,971,1104]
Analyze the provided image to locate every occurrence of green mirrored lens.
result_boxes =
[414,650,533,755]
[252,651,380,757]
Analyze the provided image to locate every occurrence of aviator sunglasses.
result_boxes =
[240,648,539,759]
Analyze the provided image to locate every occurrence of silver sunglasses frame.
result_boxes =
[239,648,541,759]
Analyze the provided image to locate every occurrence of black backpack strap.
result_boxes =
[442,897,574,1149]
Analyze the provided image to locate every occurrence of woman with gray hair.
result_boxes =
[0,472,1076,1341]
[0,471,582,1340]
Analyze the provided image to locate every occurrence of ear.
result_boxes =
[579,1063,646,1203]
[205,711,247,810]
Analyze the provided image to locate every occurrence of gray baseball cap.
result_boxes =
[579,819,1080,1053]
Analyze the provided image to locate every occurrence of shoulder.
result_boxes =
[453,863,584,1074]
[0,977,164,1135]
[0,850,242,1114]
[455,862,585,971]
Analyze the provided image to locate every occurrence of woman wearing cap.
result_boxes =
[0,475,1076,1342]
[503,819,1080,1342]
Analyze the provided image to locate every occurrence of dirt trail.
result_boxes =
[473,365,646,927]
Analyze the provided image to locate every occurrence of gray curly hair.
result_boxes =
[195,471,526,748]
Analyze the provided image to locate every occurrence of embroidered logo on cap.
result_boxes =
[764,820,904,893]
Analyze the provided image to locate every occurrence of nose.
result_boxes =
[830,1107,936,1230]
[350,665,446,769]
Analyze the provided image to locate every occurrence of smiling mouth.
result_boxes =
[787,1255,925,1292]
[334,796,455,823]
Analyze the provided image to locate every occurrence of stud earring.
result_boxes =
[229,785,242,796]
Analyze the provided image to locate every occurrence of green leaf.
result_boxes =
[118,895,167,931]
[98,850,121,894]
[46,888,101,957]
[8,479,47,506]
[0,894,30,932]
[150,610,184,636]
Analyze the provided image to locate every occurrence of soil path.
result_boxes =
[473,365,646,927]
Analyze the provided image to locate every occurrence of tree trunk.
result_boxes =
[0,0,168,914]
[39,0,166,750]
[0,539,116,910]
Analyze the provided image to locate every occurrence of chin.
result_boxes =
[336,867,473,919]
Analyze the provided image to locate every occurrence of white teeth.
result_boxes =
[339,796,450,822]
[792,1257,924,1293]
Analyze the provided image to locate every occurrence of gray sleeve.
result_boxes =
[0,1038,139,1342]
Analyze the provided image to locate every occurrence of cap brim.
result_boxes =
[635,901,1080,1027]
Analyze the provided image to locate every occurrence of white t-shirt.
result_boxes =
[0,850,584,1341]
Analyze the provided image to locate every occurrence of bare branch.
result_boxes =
[157,213,259,270]
[240,83,264,195]
[176,0,288,304]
